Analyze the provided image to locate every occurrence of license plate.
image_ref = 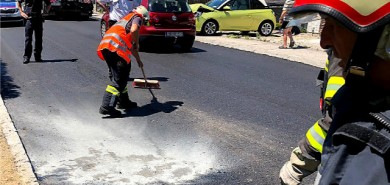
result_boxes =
[165,32,183,37]
[0,14,11,17]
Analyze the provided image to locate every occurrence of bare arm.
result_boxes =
[97,0,109,12]
[130,23,143,68]
[279,10,287,23]
[17,1,28,19]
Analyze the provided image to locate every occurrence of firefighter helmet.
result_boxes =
[135,5,150,21]
[289,0,390,33]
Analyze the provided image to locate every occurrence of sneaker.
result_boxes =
[23,57,30,64]
[117,100,137,110]
[279,46,289,49]
[99,106,122,117]
[289,41,295,48]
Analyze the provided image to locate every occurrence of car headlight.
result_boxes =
[194,11,202,18]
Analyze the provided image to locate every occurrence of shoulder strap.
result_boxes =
[333,110,390,156]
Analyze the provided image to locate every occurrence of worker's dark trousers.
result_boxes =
[24,17,43,59]
[101,49,131,108]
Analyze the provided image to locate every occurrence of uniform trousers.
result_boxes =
[24,17,43,59]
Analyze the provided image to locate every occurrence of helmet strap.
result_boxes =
[346,27,384,86]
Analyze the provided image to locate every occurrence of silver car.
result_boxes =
[0,0,24,25]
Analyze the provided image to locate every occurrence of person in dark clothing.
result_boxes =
[17,0,51,64]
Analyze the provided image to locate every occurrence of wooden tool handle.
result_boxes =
[141,67,148,88]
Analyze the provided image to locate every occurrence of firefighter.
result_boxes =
[97,5,149,117]
[279,49,344,185]
[17,0,51,64]
[287,0,390,184]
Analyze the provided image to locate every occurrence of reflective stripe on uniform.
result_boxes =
[306,120,327,153]
[106,85,120,96]
[324,76,345,100]
[122,87,128,93]
[100,40,128,53]
[104,33,127,46]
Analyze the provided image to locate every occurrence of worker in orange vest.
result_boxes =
[97,5,149,117]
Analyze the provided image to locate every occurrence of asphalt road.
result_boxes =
[1,19,321,184]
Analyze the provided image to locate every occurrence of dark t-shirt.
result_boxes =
[19,0,51,14]
[125,15,142,33]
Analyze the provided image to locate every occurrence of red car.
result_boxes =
[100,0,196,51]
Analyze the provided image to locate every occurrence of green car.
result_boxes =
[190,0,276,36]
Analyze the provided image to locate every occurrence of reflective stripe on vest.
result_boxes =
[122,87,128,93]
[306,120,327,153]
[106,85,120,96]
[97,13,137,64]
[324,76,345,100]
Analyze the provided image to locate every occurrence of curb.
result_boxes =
[0,97,39,185]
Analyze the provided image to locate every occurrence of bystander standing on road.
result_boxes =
[278,0,295,49]
[97,0,140,28]
[17,0,51,64]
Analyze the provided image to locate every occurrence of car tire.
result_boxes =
[258,21,274,36]
[180,37,194,51]
[101,21,107,38]
[201,20,218,36]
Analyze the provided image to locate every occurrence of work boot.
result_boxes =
[100,90,121,117]
[23,56,30,64]
[117,92,137,110]
[99,106,122,117]
[34,55,42,62]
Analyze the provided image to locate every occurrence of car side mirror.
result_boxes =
[222,6,231,11]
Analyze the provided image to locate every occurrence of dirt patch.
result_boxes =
[0,128,23,185]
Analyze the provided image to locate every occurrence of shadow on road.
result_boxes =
[101,99,183,119]
[1,60,21,100]
[28,59,78,63]
[124,98,183,117]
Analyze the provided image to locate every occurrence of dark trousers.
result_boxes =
[100,49,131,108]
[102,49,131,92]
[24,17,43,59]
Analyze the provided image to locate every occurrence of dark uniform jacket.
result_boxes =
[318,83,390,185]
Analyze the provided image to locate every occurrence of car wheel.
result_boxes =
[101,21,107,38]
[258,21,274,36]
[201,20,218,36]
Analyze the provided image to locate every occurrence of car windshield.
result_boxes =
[205,0,226,9]
[148,0,191,13]
[0,0,16,2]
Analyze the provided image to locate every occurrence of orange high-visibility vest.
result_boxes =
[97,12,140,64]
